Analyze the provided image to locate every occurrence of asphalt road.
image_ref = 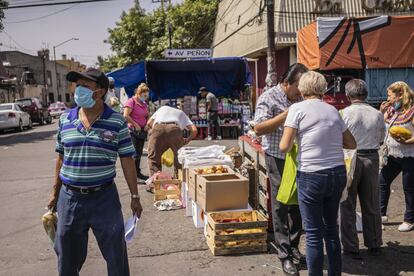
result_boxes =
[0,121,413,276]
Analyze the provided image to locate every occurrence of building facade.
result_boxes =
[0,50,69,104]
[57,55,86,106]
[212,0,414,92]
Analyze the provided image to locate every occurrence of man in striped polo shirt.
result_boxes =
[47,68,142,276]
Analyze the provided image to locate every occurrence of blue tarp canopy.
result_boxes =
[107,61,146,98]
[146,57,252,100]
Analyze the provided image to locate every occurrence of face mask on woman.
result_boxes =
[393,100,402,111]
[75,86,97,108]
[140,94,148,102]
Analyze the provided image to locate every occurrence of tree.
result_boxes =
[0,1,8,31]
[99,0,219,71]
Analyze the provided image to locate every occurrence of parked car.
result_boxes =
[0,103,32,132]
[48,102,68,118]
[15,97,52,125]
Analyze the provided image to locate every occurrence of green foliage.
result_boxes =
[99,0,218,72]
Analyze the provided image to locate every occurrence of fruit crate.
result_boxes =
[205,210,268,256]
[153,179,182,202]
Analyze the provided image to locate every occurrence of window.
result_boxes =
[65,93,70,102]
[58,95,62,102]
[33,98,42,108]
[0,104,13,111]
[49,93,55,103]
[47,70,52,86]
[14,105,21,111]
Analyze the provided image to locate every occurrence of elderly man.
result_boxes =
[146,104,198,177]
[198,87,221,140]
[47,68,143,276]
[340,79,385,259]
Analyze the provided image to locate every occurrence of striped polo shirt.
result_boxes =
[55,104,135,187]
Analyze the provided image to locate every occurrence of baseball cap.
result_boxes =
[67,67,109,89]
[198,86,208,94]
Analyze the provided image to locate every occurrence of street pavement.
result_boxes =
[0,121,413,276]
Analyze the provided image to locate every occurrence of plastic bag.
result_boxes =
[161,148,174,167]
[341,149,357,203]
[42,210,57,246]
[276,145,298,205]
[178,145,226,164]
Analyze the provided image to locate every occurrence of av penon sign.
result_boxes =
[164,49,212,59]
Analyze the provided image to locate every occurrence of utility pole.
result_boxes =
[38,49,48,104]
[265,0,276,87]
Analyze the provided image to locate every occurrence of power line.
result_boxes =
[212,3,265,49]
[4,0,113,9]
[5,4,77,23]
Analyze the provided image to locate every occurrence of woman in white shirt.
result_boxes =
[279,71,356,276]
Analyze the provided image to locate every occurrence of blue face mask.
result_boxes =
[393,100,402,110]
[75,86,96,108]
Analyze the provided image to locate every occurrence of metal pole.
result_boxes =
[265,0,276,85]
[53,46,59,102]
[41,51,47,103]
[168,22,172,49]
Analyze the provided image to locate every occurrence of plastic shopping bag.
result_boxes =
[161,148,174,167]
[42,210,57,246]
[341,149,357,203]
[277,144,298,205]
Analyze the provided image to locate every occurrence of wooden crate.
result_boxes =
[153,179,182,202]
[205,210,268,256]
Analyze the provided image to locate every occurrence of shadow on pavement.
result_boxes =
[328,242,414,275]
[0,129,56,147]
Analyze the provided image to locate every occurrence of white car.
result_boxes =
[48,102,68,118]
[0,103,32,132]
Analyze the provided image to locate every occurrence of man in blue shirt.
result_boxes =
[47,68,142,276]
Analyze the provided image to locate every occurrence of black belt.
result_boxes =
[63,181,114,194]
[357,149,378,154]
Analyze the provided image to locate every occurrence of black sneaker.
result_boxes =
[368,247,382,256]
[137,172,149,181]
[281,258,299,276]
[292,248,306,265]
[343,250,363,260]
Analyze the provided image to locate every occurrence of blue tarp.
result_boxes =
[106,58,252,100]
[107,61,146,98]
[146,57,252,100]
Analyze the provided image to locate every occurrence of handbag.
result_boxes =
[131,129,147,140]
[379,114,398,169]
[276,144,298,205]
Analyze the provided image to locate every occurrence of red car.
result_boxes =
[15,97,52,125]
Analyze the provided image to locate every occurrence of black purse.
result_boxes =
[131,129,147,140]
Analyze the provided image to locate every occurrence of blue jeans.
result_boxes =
[54,184,129,276]
[297,166,346,276]
[380,156,414,223]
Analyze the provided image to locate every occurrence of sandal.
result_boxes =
[146,187,154,194]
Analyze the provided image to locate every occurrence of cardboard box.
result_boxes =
[196,173,249,212]
[183,182,193,217]
[153,179,182,202]
[188,166,234,203]
[192,201,205,228]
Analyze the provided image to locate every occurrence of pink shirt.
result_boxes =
[124,97,148,129]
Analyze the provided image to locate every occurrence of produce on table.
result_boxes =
[390,126,412,140]
[194,165,229,175]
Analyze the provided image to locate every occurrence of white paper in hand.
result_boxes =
[124,215,139,243]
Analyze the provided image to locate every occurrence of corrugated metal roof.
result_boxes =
[213,0,414,57]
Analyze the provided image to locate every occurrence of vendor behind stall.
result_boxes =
[146,105,198,176]
[199,87,221,140]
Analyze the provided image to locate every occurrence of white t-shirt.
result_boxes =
[285,99,347,172]
[151,106,193,130]
[341,103,385,150]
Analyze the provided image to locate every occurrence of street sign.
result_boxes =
[164,49,212,59]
